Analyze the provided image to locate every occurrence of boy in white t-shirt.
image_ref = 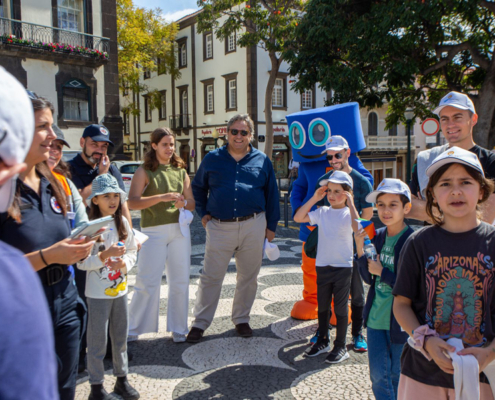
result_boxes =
[294,171,359,363]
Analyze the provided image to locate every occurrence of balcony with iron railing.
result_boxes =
[364,135,416,150]
[0,17,109,62]
[169,114,190,130]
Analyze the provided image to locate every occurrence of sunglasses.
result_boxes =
[326,153,344,161]
[230,129,250,136]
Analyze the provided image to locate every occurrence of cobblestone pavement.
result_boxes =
[74,205,415,400]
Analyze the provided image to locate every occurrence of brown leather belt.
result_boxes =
[212,213,257,223]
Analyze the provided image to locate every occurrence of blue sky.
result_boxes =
[134,0,200,22]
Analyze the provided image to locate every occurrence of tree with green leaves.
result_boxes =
[285,0,495,148]
[197,0,304,158]
[117,0,179,116]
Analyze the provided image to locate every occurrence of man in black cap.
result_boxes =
[68,124,133,371]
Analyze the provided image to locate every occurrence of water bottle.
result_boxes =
[363,237,377,261]
[110,241,125,262]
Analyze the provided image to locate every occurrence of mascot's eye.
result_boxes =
[308,118,330,146]
[289,122,306,150]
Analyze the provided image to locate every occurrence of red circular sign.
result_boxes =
[422,118,440,136]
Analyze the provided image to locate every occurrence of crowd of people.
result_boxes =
[2,62,495,400]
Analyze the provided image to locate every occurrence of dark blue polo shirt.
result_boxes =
[0,176,70,255]
[68,153,125,191]
[192,144,280,232]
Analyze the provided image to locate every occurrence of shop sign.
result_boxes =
[273,126,286,132]
[205,145,216,151]
[366,157,397,162]
[201,127,227,135]
[273,143,288,150]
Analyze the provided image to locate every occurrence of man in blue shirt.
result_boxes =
[0,67,58,400]
[187,114,280,343]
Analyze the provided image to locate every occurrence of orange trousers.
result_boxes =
[290,242,351,325]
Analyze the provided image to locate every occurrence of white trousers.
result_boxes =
[128,223,191,335]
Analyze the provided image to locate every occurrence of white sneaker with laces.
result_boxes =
[173,332,187,343]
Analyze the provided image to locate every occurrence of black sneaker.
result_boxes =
[325,346,350,364]
[304,338,330,357]
[114,376,140,400]
[88,384,119,400]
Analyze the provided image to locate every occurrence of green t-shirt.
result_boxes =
[367,226,408,330]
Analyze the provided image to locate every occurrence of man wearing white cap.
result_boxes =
[314,135,374,353]
[0,68,58,399]
[409,91,495,223]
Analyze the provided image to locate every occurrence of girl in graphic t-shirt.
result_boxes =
[393,147,495,399]
[294,171,359,364]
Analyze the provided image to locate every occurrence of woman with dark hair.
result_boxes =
[127,127,195,343]
[0,94,94,400]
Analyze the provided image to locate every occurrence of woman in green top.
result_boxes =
[127,127,195,343]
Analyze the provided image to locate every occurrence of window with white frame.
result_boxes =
[227,32,236,53]
[159,91,166,120]
[58,0,83,32]
[388,124,398,136]
[228,79,236,110]
[179,41,187,68]
[205,33,213,59]
[302,90,313,109]
[63,79,90,121]
[272,78,283,107]
[123,112,130,135]
[0,0,11,18]
[207,84,214,112]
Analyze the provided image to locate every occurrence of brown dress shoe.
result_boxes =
[235,323,253,338]
[186,327,204,343]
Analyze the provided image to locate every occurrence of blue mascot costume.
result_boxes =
[287,102,372,320]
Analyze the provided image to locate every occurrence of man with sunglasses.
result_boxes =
[314,135,374,352]
[188,114,280,343]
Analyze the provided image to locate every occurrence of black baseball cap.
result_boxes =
[82,124,114,146]
[52,124,70,148]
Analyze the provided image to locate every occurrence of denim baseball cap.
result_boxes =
[88,173,127,202]
[82,124,114,145]
[319,170,353,189]
[433,92,476,115]
[321,135,349,153]
[426,146,484,178]
[366,178,412,204]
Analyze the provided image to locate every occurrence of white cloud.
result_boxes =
[162,8,199,22]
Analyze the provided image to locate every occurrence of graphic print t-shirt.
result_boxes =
[393,223,495,388]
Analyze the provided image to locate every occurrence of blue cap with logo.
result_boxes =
[82,124,114,146]
[433,92,476,115]
[366,178,412,204]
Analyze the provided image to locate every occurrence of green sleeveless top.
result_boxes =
[141,164,186,228]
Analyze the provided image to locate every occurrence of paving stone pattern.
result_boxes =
[75,209,376,400]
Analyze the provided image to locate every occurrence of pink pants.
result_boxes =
[398,374,494,400]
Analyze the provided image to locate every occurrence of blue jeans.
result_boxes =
[367,327,404,400]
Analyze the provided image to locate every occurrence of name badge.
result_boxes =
[50,196,62,214]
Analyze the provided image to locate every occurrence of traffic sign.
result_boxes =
[422,118,440,136]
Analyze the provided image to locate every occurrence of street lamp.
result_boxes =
[212,127,219,149]
[404,108,415,183]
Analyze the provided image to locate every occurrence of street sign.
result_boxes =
[422,118,440,136]
[425,136,437,144]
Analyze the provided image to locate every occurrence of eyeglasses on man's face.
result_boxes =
[229,129,250,137]
[326,152,344,161]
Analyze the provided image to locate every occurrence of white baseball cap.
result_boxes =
[321,135,349,153]
[0,67,35,212]
[426,146,484,177]
[319,170,353,189]
[433,92,476,115]
[366,178,412,204]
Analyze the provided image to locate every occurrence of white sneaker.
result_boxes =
[127,334,138,342]
[172,332,187,343]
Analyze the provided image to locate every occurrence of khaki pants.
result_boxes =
[192,212,267,330]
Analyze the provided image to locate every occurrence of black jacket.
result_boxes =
[356,226,414,344]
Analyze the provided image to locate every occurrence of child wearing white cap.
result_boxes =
[294,170,360,363]
[393,147,495,399]
[77,174,139,400]
[354,178,414,400]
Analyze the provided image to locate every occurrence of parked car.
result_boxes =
[111,161,142,194]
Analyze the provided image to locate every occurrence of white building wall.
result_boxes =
[92,0,103,37]
[23,59,58,111]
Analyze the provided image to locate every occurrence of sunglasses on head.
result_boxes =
[326,153,344,161]
[230,128,250,136]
